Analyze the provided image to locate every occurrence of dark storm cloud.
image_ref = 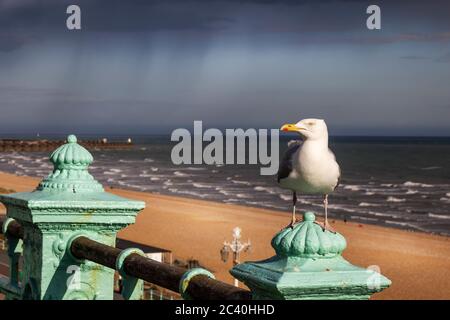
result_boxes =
[1,0,450,135]
[1,0,450,50]
[0,33,33,52]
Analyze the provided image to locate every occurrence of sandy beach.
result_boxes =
[0,171,449,300]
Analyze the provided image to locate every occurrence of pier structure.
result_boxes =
[0,137,132,152]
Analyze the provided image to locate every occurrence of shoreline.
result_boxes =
[2,171,449,238]
[1,171,450,299]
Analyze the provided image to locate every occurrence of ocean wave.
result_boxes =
[144,158,154,162]
[104,171,119,175]
[421,166,441,170]
[343,185,360,191]
[236,193,252,199]
[428,213,450,220]
[193,183,213,188]
[298,200,315,206]
[231,180,251,185]
[218,189,232,196]
[223,199,240,203]
[279,194,291,201]
[406,189,418,195]
[380,183,395,187]
[385,220,414,227]
[139,173,153,177]
[359,202,380,207]
[351,216,378,222]
[440,197,450,202]
[174,171,189,177]
[403,181,433,188]
[169,188,209,198]
[367,211,398,218]
[328,204,357,213]
[446,193,450,197]
[184,167,207,171]
[386,196,406,203]
[254,186,277,194]
[365,192,375,195]
[118,159,135,163]
[150,177,160,181]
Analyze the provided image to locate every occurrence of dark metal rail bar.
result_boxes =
[0,218,251,300]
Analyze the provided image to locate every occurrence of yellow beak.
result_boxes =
[280,123,299,132]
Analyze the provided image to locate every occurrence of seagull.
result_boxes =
[277,118,340,231]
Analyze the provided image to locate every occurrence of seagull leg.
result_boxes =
[323,194,328,226]
[323,194,334,232]
[290,192,297,227]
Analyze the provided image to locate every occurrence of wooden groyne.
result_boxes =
[0,138,133,152]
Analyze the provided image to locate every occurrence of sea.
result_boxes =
[0,135,449,236]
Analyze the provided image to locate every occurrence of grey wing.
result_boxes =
[328,149,341,190]
[277,140,302,183]
[334,165,341,190]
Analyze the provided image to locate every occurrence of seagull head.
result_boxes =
[280,118,328,140]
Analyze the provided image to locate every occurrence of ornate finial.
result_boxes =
[49,135,94,170]
[67,134,77,143]
[271,212,346,258]
[37,135,103,192]
[303,211,315,222]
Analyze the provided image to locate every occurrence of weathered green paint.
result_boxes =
[231,212,391,300]
[2,218,23,299]
[179,268,216,300]
[116,248,144,300]
[0,135,145,300]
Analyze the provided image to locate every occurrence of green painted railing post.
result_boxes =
[0,135,145,300]
[231,212,391,300]
[116,248,144,300]
[2,218,23,299]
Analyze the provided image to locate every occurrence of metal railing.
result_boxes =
[0,218,251,300]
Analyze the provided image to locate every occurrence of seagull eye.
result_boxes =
[307,122,315,126]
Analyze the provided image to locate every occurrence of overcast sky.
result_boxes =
[0,0,449,136]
